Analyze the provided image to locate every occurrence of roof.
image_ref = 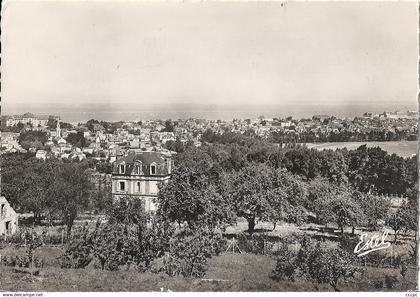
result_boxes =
[22,112,35,118]
[115,151,167,165]
[0,196,9,204]
[113,151,172,176]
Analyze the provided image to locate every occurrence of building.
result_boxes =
[4,113,52,128]
[0,196,18,236]
[35,150,48,160]
[111,151,173,212]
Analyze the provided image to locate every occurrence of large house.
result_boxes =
[0,196,18,236]
[4,113,53,128]
[111,151,173,212]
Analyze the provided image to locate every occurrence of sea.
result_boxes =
[3,102,418,124]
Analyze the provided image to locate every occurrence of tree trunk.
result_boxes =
[247,217,256,235]
[394,231,398,243]
[66,215,76,241]
[272,222,277,231]
[340,225,344,234]
[331,283,341,292]
[66,223,73,241]
[351,226,355,235]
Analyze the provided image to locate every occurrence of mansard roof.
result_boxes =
[115,151,167,166]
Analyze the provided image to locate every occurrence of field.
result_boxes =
[0,219,417,292]
[0,251,416,292]
[305,141,417,157]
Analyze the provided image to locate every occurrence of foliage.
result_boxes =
[60,222,97,269]
[271,243,297,281]
[224,163,309,234]
[271,236,361,291]
[384,274,399,289]
[327,194,366,233]
[298,239,361,291]
[66,132,87,148]
[47,118,73,130]
[386,202,417,243]
[158,152,235,230]
[346,145,415,195]
[18,130,48,150]
[281,147,348,184]
[62,198,169,271]
[48,162,92,238]
[386,212,403,243]
[161,228,225,278]
[353,192,389,228]
[2,155,95,228]
[161,119,175,132]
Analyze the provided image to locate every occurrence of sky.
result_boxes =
[1,1,418,116]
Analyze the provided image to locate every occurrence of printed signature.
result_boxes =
[354,230,391,257]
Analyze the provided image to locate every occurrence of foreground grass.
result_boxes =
[0,253,417,292]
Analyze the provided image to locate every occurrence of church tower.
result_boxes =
[56,117,61,139]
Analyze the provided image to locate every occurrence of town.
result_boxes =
[0,110,417,291]
[1,110,417,159]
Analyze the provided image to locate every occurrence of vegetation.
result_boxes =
[18,130,48,150]
[0,127,417,291]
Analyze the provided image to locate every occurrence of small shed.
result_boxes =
[0,196,19,236]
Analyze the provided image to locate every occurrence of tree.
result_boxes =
[386,210,405,243]
[164,137,185,153]
[162,227,224,278]
[157,165,234,230]
[387,201,417,243]
[354,192,389,229]
[295,238,361,291]
[268,169,309,226]
[306,244,360,291]
[48,162,92,238]
[162,119,175,132]
[273,237,361,291]
[66,132,86,148]
[346,145,412,196]
[47,118,73,130]
[18,130,48,150]
[224,163,310,234]
[2,155,60,223]
[328,194,365,234]
[86,119,100,132]
[225,164,275,234]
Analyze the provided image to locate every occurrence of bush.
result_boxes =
[400,262,408,278]
[384,274,399,289]
[60,223,97,269]
[236,233,275,255]
[271,243,297,281]
[162,228,224,278]
[60,216,168,271]
[373,280,383,289]
[272,236,362,291]
[364,252,387,267]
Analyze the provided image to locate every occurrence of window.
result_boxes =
[145,181,150,194]
[119,164,125,174]
[136,165,141,175]
[150,165,156,175]
[136,181,141,193]
[119,181,126,191]
[150,182,158,194]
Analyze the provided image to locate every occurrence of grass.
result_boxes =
[0,253,416,292]
[306,141,417,157]
[0,219,417,292]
